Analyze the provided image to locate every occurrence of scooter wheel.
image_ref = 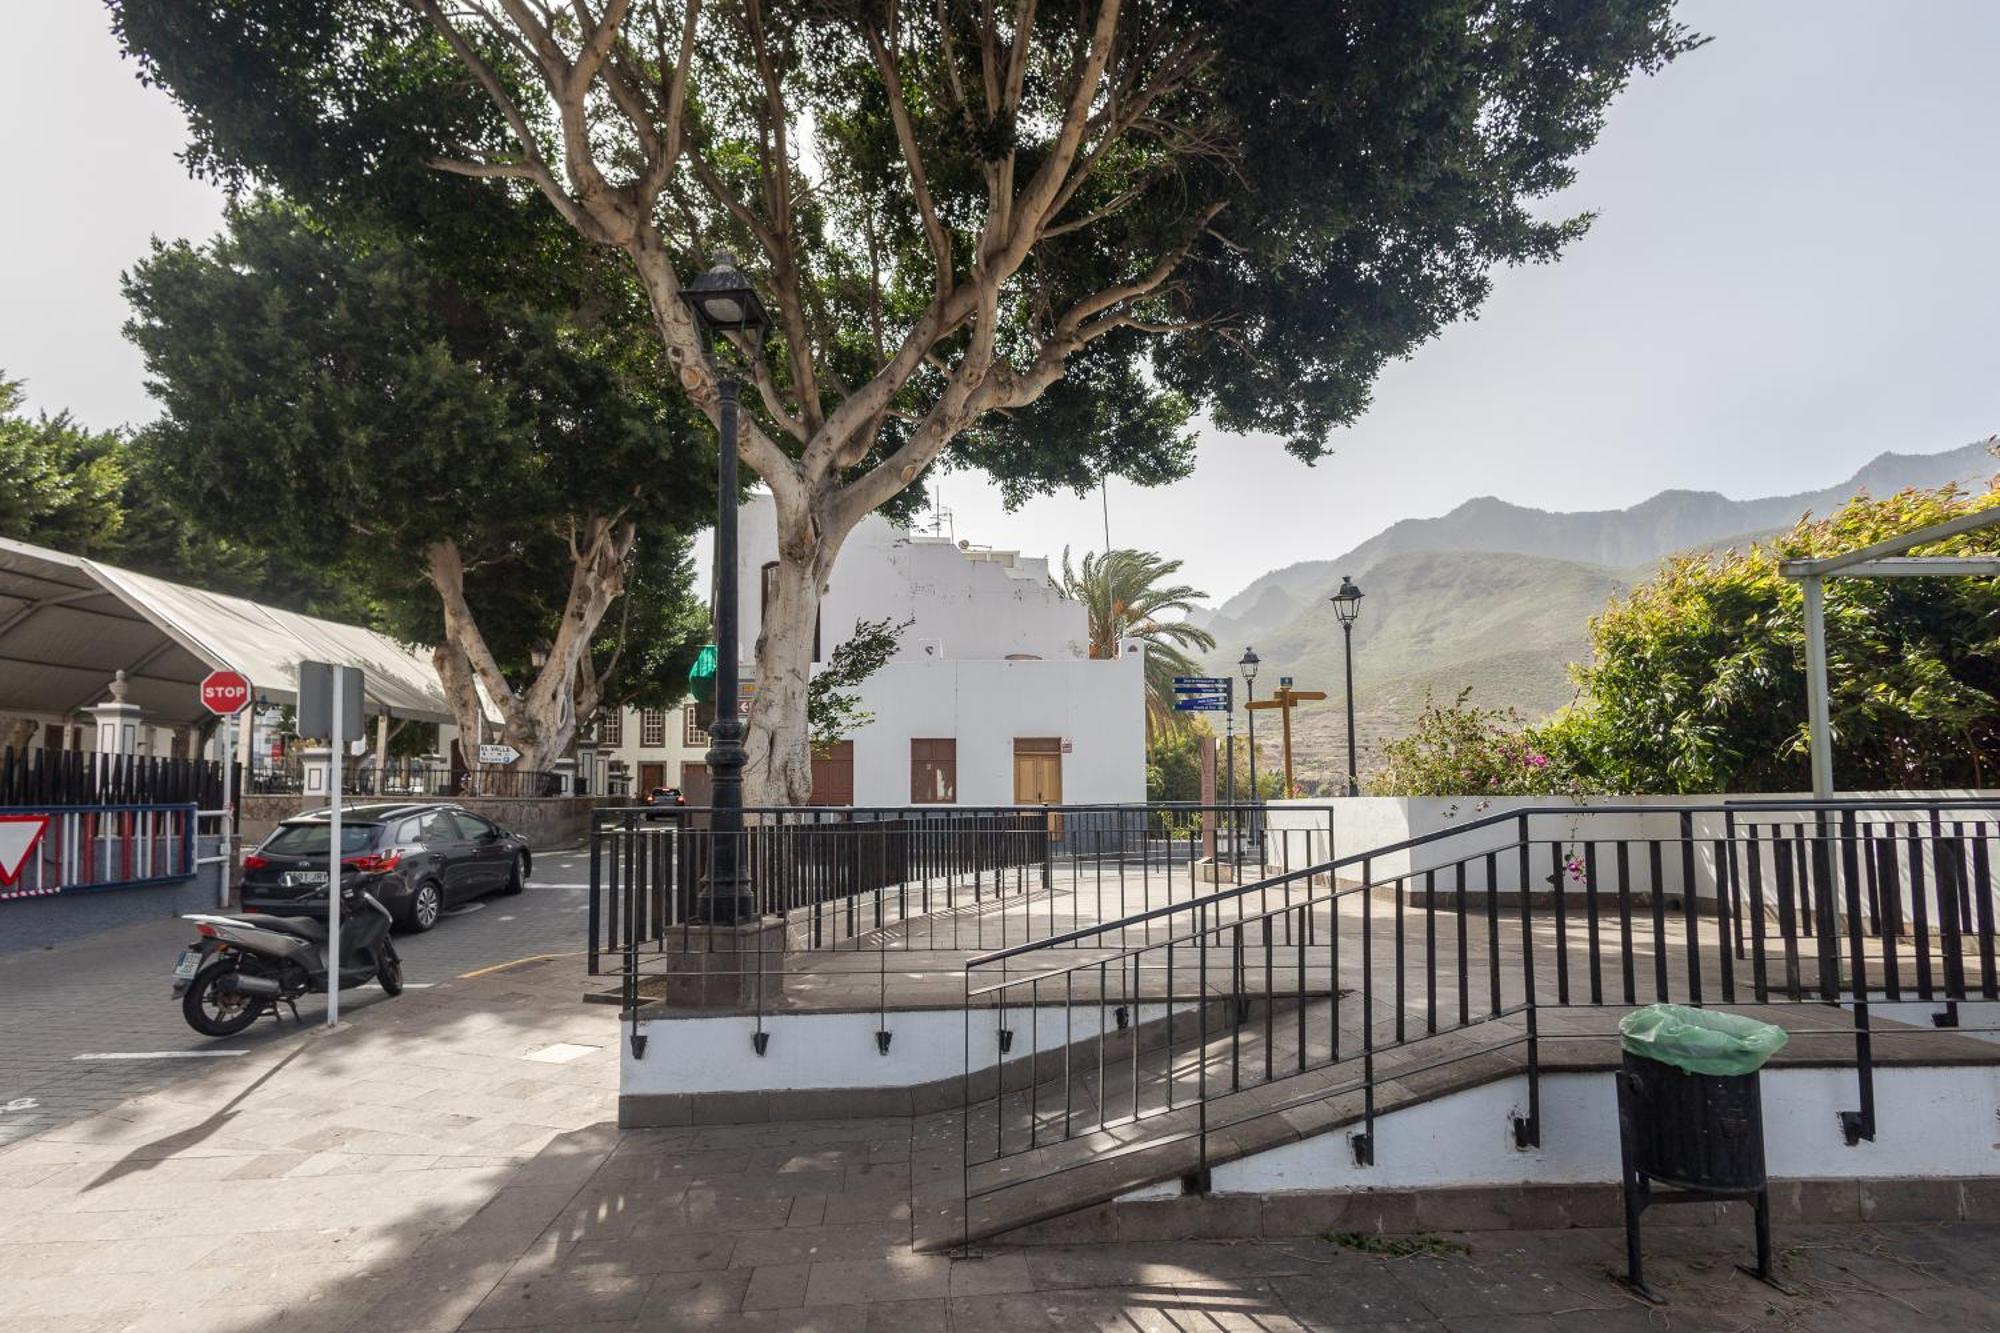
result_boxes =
[377,952,404,996]
[183,960,267,1037]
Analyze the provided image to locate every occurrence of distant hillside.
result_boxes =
[1202,550,1630,790]
[1195,438,1997,649]
[1191,437,1997,790]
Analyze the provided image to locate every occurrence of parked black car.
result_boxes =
[643,786,686,821]
[240,803,532,932]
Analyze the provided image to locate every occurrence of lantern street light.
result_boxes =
[681,252,770,924]
[1329,575,1365,797]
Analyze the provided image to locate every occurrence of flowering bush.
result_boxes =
[1369,688,1588,797]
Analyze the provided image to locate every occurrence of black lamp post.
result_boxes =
[681,252,769,924]
[1329,575,1365,797]
[1238,647,1261,806]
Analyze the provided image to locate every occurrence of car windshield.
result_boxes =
[263,823,380,856]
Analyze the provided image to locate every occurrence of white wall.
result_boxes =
[1173,1065,2000,1195]
[1264,790,2000,904]
[847,657,1145,807]
[735,493,1091,666]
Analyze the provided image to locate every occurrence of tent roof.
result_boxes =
[0,537,486,728]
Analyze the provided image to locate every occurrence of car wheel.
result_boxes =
[501,853,526,896]
[403,880,443,933]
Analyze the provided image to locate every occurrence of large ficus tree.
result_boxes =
[113,0,1697,802]
[123,200,713,771]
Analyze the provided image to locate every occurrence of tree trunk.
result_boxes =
[743,511,843,806]
[424,520,635,782]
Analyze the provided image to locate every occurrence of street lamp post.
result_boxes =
[1329,576,1365,797]
[681,252,769,924]
[1238,647,1260,850]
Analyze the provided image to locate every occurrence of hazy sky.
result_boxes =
[5,0,1997,606]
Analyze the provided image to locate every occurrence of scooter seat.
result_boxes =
[246,914,330,944]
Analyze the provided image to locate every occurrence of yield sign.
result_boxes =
[0,815,49,886]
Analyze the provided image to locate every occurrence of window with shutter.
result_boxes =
[910,738,957,804]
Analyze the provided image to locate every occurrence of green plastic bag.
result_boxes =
[1618,1004,1788,1077]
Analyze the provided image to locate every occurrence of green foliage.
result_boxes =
[806,618,911,753]
[0,379,128,555]
[109,0,1700,487]
[1543,481,2000,793]
[1369,687,1579,797]
[1147,720,1282,803]
[1145,726,1204,803]
[1058,547,1217,736]
[120,199,713,688]
[0,374,376,619]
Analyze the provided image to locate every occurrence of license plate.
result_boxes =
[282,871,328,888]
[173,948,202,980]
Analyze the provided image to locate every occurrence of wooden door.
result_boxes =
[1013,738,1064,835]
[638,762,666,794]
[809,740,854,807]
[678,762,712,808]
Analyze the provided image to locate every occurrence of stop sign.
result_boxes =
[199,670,251,716]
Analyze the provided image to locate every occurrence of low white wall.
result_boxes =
[622,998,1193,1097]
[1264,789,1997,906]
[1135,1064,2000,1197]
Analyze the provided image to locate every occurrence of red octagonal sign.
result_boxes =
[199,670,251,716]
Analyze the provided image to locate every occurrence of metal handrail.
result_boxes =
[967,795,2000,968]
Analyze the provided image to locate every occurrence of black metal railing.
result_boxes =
[0,748,221,808]
[592,801,1342,1052]
[958,797,2000,1235]
[247,759,569,799]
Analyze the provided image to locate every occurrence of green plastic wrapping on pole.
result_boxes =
[687,644,718,704]
[1618,1003,1788,1077]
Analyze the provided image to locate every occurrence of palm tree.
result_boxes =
[1057,548,1218,735]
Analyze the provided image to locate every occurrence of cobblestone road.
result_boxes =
[0,847,600,1149]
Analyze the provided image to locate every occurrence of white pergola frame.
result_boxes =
[1777,505,2000,798]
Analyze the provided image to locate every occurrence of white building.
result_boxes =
[588,498,1146,807]
[726,495,1145,808]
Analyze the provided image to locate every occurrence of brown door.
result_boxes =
[678,762,712,808]
[1014,738,1064,836]
[809,741,854,807]
[638,762,666,793]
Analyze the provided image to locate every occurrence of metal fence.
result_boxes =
[592,801,1344,1057]
[0,748,221,808]
[247,759,567,799]
[0,802,199,901]
[958,797,2000,1230]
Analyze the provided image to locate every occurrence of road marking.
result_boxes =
[457,950,589,980]
[523,1042,600,1064]
[73,1051,251,1061]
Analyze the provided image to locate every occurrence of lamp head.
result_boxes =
[681,251,769,338]
[1330,576,1364,625]
[1238,647,1260,683]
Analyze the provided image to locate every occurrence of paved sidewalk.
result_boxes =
[1,937,1995,1332]
[0,847,598,1148]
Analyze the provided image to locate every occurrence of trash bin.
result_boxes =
[1614,1005,1789,1302]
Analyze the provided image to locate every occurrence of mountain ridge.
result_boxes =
[1193,438,1996,648]
[1187,436,1997,791]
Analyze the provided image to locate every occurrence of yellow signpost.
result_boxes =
[1244,684,1326,798]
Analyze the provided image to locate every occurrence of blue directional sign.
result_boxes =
[1172,676,1232,712]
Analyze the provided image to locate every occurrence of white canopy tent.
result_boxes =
[0,536,492,732]
[1778,505,2000,798]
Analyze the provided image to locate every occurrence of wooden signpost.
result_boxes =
[1245,683,1326,799]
